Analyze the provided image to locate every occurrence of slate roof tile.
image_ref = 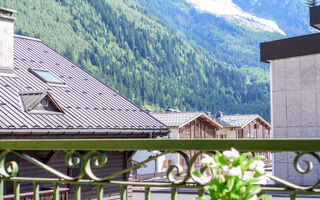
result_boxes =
[213,114,271,128]
[152,112,222,128]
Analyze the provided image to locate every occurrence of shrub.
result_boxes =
[194,148,270,200]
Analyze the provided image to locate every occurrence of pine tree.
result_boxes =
[307,0,318,7]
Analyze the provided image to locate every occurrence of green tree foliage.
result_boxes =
[1,0,272,121]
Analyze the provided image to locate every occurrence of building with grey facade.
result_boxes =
[260,6,320,185]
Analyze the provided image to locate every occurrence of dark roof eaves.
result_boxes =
[260,32,320,63]
[0,128,170,135]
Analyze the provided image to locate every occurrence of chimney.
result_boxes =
[310,6,320,30]
[145,109,153,114]
[165,108,181,113]
[0,7,16,75]
[216,111,223,119]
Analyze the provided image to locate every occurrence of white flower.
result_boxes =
[249,160,265,174]
[228,166,242,177]
[222,165,229,175]
[223,148,240,160]
[256,166,265,174]
[200,155,217,168]
[222,166,242,178]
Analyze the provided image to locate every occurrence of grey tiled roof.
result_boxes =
[152,112,203,127]
[214,114,267,128]
[0,35,168,134]
[213,118,234,128]
[152,112,223,128]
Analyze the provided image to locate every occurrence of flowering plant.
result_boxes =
[194,148,270,200]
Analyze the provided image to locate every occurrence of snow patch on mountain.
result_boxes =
[186,0,286,35]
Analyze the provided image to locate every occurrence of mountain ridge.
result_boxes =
[186,0,286,35]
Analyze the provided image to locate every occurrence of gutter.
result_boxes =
[0,128,170,136]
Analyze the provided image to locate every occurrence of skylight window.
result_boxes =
[28,68,64,84]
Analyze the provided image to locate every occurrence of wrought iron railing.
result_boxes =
[0,139,320,200]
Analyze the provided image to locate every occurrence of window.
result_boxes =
[28,68,64,84]
[254,124,259,129]
[40,97,49,107]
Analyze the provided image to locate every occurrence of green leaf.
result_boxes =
[194,197,208,200]
[253,155,265,160]
[193,170,202,177]
[258,194,272,199]
[249,187,262,196]
[240,152,252,158]
[232,157,241,166]
[215,153,229,166]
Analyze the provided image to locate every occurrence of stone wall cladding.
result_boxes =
[0,18,14,71]
[272,54,320,185]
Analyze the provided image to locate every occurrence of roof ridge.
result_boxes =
[18,89,48,95]
[222,114,258,117]
[14,34,42,42]
[152,111,204,114]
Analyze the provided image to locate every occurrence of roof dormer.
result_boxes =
[19,90,63,114]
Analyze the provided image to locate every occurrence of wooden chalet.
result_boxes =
[213,112,271,162]
[152,110,222,171]
[213,112,271,139]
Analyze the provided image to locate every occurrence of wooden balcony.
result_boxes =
[3,188,69,200]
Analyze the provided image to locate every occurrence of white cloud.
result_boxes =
[186,0,286,35]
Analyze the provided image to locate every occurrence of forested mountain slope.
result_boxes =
[136,0,284,72]
[1,0,305,121]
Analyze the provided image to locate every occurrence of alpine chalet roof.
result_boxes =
[0,35,168,134]
[214,114,271,129]
[152,112,223,129]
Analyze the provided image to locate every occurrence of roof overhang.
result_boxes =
[260,32,320,63]
[261,5,320,63]
[0,128,170,136]
[240,115,271,129]
[179,113,223,129]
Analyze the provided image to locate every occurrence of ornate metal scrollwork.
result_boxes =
[268,152,320,191]
[0,150,19,178]
[0,150,170,183]
[65,150,84,179]
[166,151,190,184]
[3,148,320,195]
[189,151,215,186]
[82,151,108,181]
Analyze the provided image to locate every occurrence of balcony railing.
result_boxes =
[0,139,320,200]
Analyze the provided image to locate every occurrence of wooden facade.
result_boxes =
[179,117,217,139]
[3,150,134,200]
[216,118,270,139]
[216,116,271,164]
[178,117,219,168]
[238,118,271,139]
